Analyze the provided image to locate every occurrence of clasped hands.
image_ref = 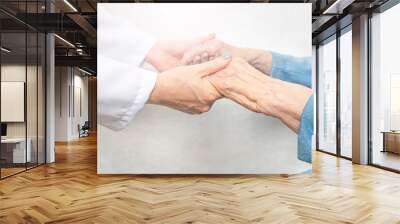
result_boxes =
[146,34,312,132]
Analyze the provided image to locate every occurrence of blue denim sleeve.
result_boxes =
[269,52,313,163]
[297,96,314,163]
[270,52,312,88]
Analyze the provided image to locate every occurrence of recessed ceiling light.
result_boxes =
[54,34,75,48]
[63,0,78,12]
[1,47,11,53]
[78,67,93,76]
[323,0,354,15]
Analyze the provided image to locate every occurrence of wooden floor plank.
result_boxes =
[1,134,400,223]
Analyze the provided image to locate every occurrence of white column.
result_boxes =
[45,0,56,163]
[352,14,369,164]
[46,32,55,163]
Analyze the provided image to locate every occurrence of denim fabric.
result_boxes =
[271,52,312,88]
[270,52,313,163]
[297,97,313,163]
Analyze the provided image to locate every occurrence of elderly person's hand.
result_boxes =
[148,57,231,114]
[207,57,312,132]
[180,39,273,75]
[146,34,216,72]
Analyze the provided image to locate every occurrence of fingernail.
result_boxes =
[222,52,232,60]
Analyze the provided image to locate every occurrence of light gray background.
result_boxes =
[98,3,312,174]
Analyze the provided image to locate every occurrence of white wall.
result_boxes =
[1,66,26,142]
[55,67,69,141]
[55,67,89,141]
[72,73,89,138]
[1,65,39,137]
[98,4,312,174]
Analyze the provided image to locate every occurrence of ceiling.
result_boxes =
[0,0,392,74]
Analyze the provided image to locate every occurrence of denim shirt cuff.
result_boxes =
[297,96,314,163]
[270,52,288,81]
[270,52,312,88]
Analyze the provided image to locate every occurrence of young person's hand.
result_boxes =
[146,34,216,72]
[181,39,273,75]
[148,57,231,114]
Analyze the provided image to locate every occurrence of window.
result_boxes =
[318,37,337,154]
[370,3,400,171]
[339,29,352,158]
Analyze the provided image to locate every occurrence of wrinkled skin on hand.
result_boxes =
[148,57,231,114]
[208,58,279,115]
[207,57,312,133]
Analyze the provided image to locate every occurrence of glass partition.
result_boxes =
[339,29,352,158]
[26,0,44,169]
[0,31,28,177]
[27,30,38,169]
[0,1,46,179]
[38,32,45,165]
[317,37,337,154]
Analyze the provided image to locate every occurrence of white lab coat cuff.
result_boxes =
[97,55,158,131]
[117,70,158,129]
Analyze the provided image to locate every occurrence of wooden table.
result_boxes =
[381,131,400,154]
[1,138,32,165]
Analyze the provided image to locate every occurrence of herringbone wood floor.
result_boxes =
[1,135,400,224]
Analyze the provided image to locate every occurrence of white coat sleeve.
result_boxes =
[97,4,158,131]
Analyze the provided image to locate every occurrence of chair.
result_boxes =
[79,121,90,138]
